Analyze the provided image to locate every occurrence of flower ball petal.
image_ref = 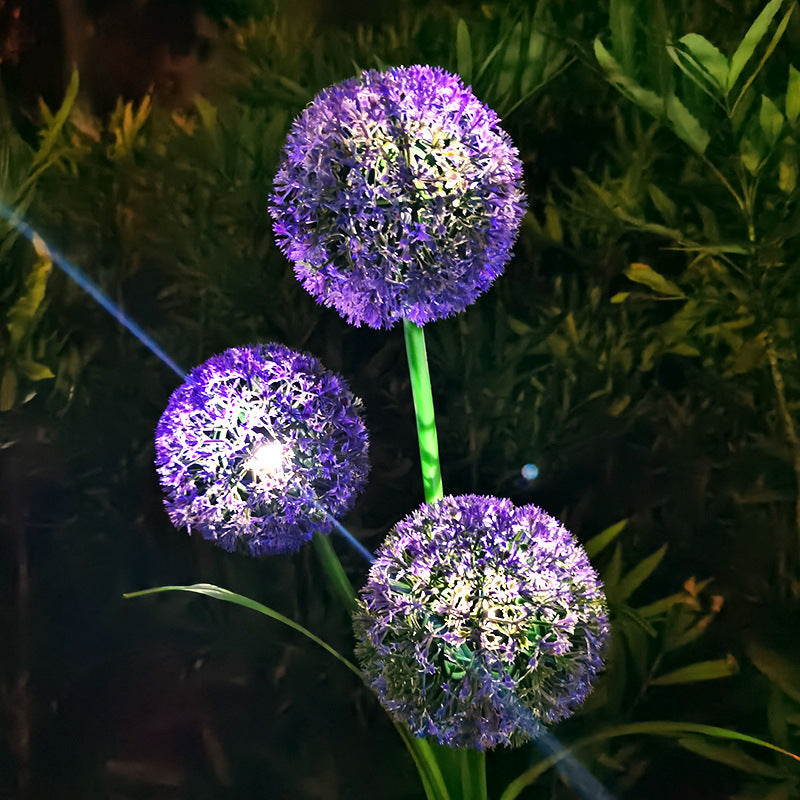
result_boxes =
[270,65,527,329]
[154,344,370,556]
[354,495,609,749]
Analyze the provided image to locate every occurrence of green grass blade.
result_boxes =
[499,721,800,800]
[456,19,473,84]
[584,519,627,559]
[394,726,452,800]
[727,0,785,92]
[731,3,794,116]
[32,69,79,170]
[748,641,800,703]
[124,583,362,677]
[650,656,739,685]
[615,544,667,603]
[609,0,637,77]
[594,39,664,118]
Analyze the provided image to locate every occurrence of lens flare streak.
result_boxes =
[0,201,186,379]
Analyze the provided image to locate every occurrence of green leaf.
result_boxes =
[610,292,630,303]
[474,9,525,85]
[125,583,362,677]
[594,39,664,118]
[665,94,711,154]
[456,19,473,85]
[135,582,454,800]
[617,603,657,637]
[731,3,794,116]
[519,29,546,95]
[624,263,685,297]
[0,369,17,411]
[740,135,764,174]
[499,721,800,800]
[398,730,452,800]
[494,21,522,102]
[584,519,627,559]
[544,199,563,242]
[677,735,785,777]
[32,69,79,170]
[608,394,630,416]
[727,0,785,92]
[604,631,629,716]
[507,317,533,335]
[609,0,637,76]
[748,641,800,703]
[646,0,673,98]
[678,33,729,88]
[619,611,652,685]
[666,342,701,357]
[635,589,696,619]
[786,64,800,125]
[615,544,667,603]
[648,184,678,226]
[665,611,714,651]
[759,94,785,146]
[602,542,624,595]
[778,146,797,192]
[194,94,218,129]
[696,203,721,241]
[724,336,766,376]
[19,360,54,381]
[651,655,739,685]
[7,246,52,348]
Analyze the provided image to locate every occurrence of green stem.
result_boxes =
[402,319,487,800]
[764,332,800,579]
[311,532,356,609]
[461,749,487,800]
[403,320,444,504]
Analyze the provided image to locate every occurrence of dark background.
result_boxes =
[1,1,799,798]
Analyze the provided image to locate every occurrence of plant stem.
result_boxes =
[403,320,444,504]
[311,532,357,610]
[461,749,487,800]
[764,331,800,583]
[403,319,487,800]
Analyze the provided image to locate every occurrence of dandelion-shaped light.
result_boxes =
[154,344,370,556]
[354,495,609,749]
[269,65,527,329]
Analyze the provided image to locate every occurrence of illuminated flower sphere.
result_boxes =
[354,495,608,749]
[269,65,526,329]
[154,344,370,556]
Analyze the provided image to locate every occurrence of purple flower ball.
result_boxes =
[354,495,609,749]
[270,65,526,329]
[154,344,370,556]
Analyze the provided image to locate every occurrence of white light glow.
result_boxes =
[248,440,286,482]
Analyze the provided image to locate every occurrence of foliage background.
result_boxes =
[1,0,800,798]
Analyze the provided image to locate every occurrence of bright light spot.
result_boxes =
[248,440,286,481]
[521,463,539,481]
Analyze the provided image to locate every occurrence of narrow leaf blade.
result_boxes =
[787,64,800,125]
[124,584,361,677]
[625,263,685,297]
[651,655,739,685]
[727,0,785,92]
[616,544,667,602]
[456,19,473,85]
[584,519,627,559]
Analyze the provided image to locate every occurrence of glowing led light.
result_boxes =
[248,440,286,482]
[521,463,539,480]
